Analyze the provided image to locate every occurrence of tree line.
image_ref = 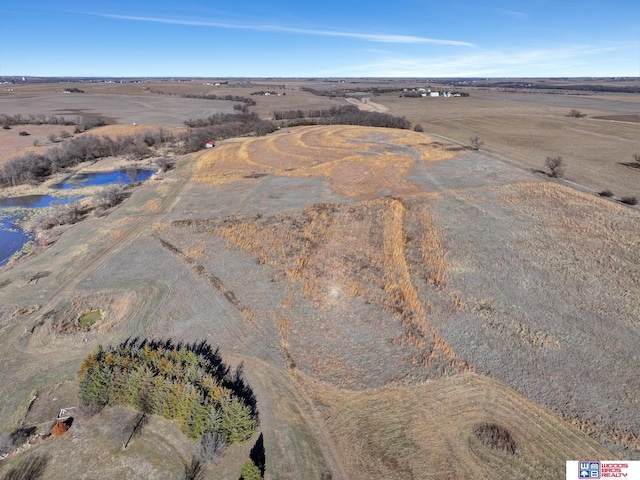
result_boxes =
[1,113,104,131]
[273,105,412,129]
[183,112,279,152]
[181,93,257,107]
[78,338,259,443]
[0,129,174,187]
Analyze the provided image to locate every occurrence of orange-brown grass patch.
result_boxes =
[182,239,207,260]
[106,229,127,247]
[382,199,429,333]
[192,141,268,185]
[276,314,292,349]
[381,199,469,370]
[419,207,450,288]
[194,196,470,376]
[298,371,615,480]
[568,417,640,456]
[194,125,459,198]
[142,198,162,213]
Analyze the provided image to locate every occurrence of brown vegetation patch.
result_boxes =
[474,422,517,454]
[173,196,471,379]
[193,125,458,198]
[568,417,640,458]
[484,319,559,349]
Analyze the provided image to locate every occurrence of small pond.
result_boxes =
[78,310,104,329]
[0,194,81,209]
[53,169,155,190]
[0,216,34,266]
[1,168,154,266]
[0,195,82,266]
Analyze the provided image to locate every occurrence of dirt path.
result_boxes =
[232,356,348,480]
[345,97,389,113]
[42,161,194,308]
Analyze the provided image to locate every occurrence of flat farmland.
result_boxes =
[0,93,238,125]
[375,91,640,198]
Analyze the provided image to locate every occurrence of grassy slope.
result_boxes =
[302,372,614,480]
[0,121,635,478]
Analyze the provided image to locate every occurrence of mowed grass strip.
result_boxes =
[300,372,615,480]
[193,125,459,198]
[204,196,471,379]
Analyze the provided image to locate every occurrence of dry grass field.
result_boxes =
[375,91,640,198]
[1,82,639,478]
[300,371,613,479]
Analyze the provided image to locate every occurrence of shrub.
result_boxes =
[469,136,484,150]
[0,427,36,456]
[2,125,10,130]
[197,431,227,465]
[95,185,126,210]
[182,457,204,480]
[568,109,586,118]
[18,131,30,136]
[474,423,517,454]
[620,196,638,205]
[598,189,614,197]
[0,452,49,480]
[240,459,262,480]
[545,155,565,178]
[155,157,173,172]
[633,153,640,164]
[413,124,424,132]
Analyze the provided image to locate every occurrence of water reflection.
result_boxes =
[53,169,154,190]
[0,216,34,266]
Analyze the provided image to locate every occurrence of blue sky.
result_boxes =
[1,1,639,77]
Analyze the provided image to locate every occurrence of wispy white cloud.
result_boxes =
[343,43,639,77]
[498,9,528,19]
[90,12,476,47]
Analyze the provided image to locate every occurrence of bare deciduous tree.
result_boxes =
[469,136,484,150]
[125,166,139,185]
[154,157,172,172]
[182,457,205,480]
[545,155,565,178]
[197,431,227,465]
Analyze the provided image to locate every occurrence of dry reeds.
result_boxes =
[419,208,450,288]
